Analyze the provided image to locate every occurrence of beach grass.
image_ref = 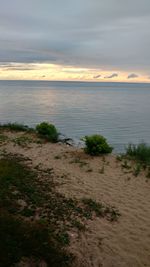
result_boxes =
[125,143,150,166]
[0,123,34,132]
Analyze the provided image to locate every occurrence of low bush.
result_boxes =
[126,143,150,165]
[84,134,113,156]
[36,122,58,142]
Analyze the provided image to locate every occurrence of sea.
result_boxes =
[0,80,150,152]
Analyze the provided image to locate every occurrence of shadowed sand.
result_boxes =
[0,131,150,267]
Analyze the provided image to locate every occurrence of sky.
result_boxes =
[0,0,150,82]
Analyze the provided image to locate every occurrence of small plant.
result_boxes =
[0,134,8,144]
[54,155,61,159]
[84,134,113,156]
[146,167,150,179]
[102,156,106,162]
[71,220,86,231]
[99,166,104,174]
[79,161,88,168]
[70,158,81,164]
[108,208,121,222]
[133,163,141,177]
[82,198,104,217]
[70,158,88,168]
[86,168,93,172]
[116,155,123,161]
[121,160,131,169]
[56,232,70,246]
[12,136,33,148]
[82,198,120,221]
[126,143,150,166]
[36,122,58,142]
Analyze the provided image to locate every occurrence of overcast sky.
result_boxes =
[0,0,150,81]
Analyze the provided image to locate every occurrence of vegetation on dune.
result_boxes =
[0,123,34,132]
[1,121,150,179]
[116,143,150,178]
[0,134,8,144]
[126,143,150,166]
[0,213,72,267]
[12,135,39,148]
[84,134,113,156]
[0,121,59,144]
[0,154,72,266]
[0,152,120,266]
[36,122,58,142]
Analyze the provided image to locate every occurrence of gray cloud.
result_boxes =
[0,0,150,73]
[127,73,139,79]
[0,63,47,71]
[93,75,101,79]
[104,73,118,78]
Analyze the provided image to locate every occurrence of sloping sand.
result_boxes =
[1,131,150,267]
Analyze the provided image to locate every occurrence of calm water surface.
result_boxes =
[0,80,150,152]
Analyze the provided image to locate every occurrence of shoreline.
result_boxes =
[1,79,150,85]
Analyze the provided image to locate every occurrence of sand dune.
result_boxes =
[1,131,150,267]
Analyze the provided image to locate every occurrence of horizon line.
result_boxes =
[0,79,150,85]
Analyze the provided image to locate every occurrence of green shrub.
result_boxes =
[84,134,113,156]
[36,122,58,142]
[126,143,150,165]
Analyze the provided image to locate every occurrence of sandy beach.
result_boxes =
[0,130,150,267]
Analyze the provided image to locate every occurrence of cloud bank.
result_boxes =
[0,0,150,76]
